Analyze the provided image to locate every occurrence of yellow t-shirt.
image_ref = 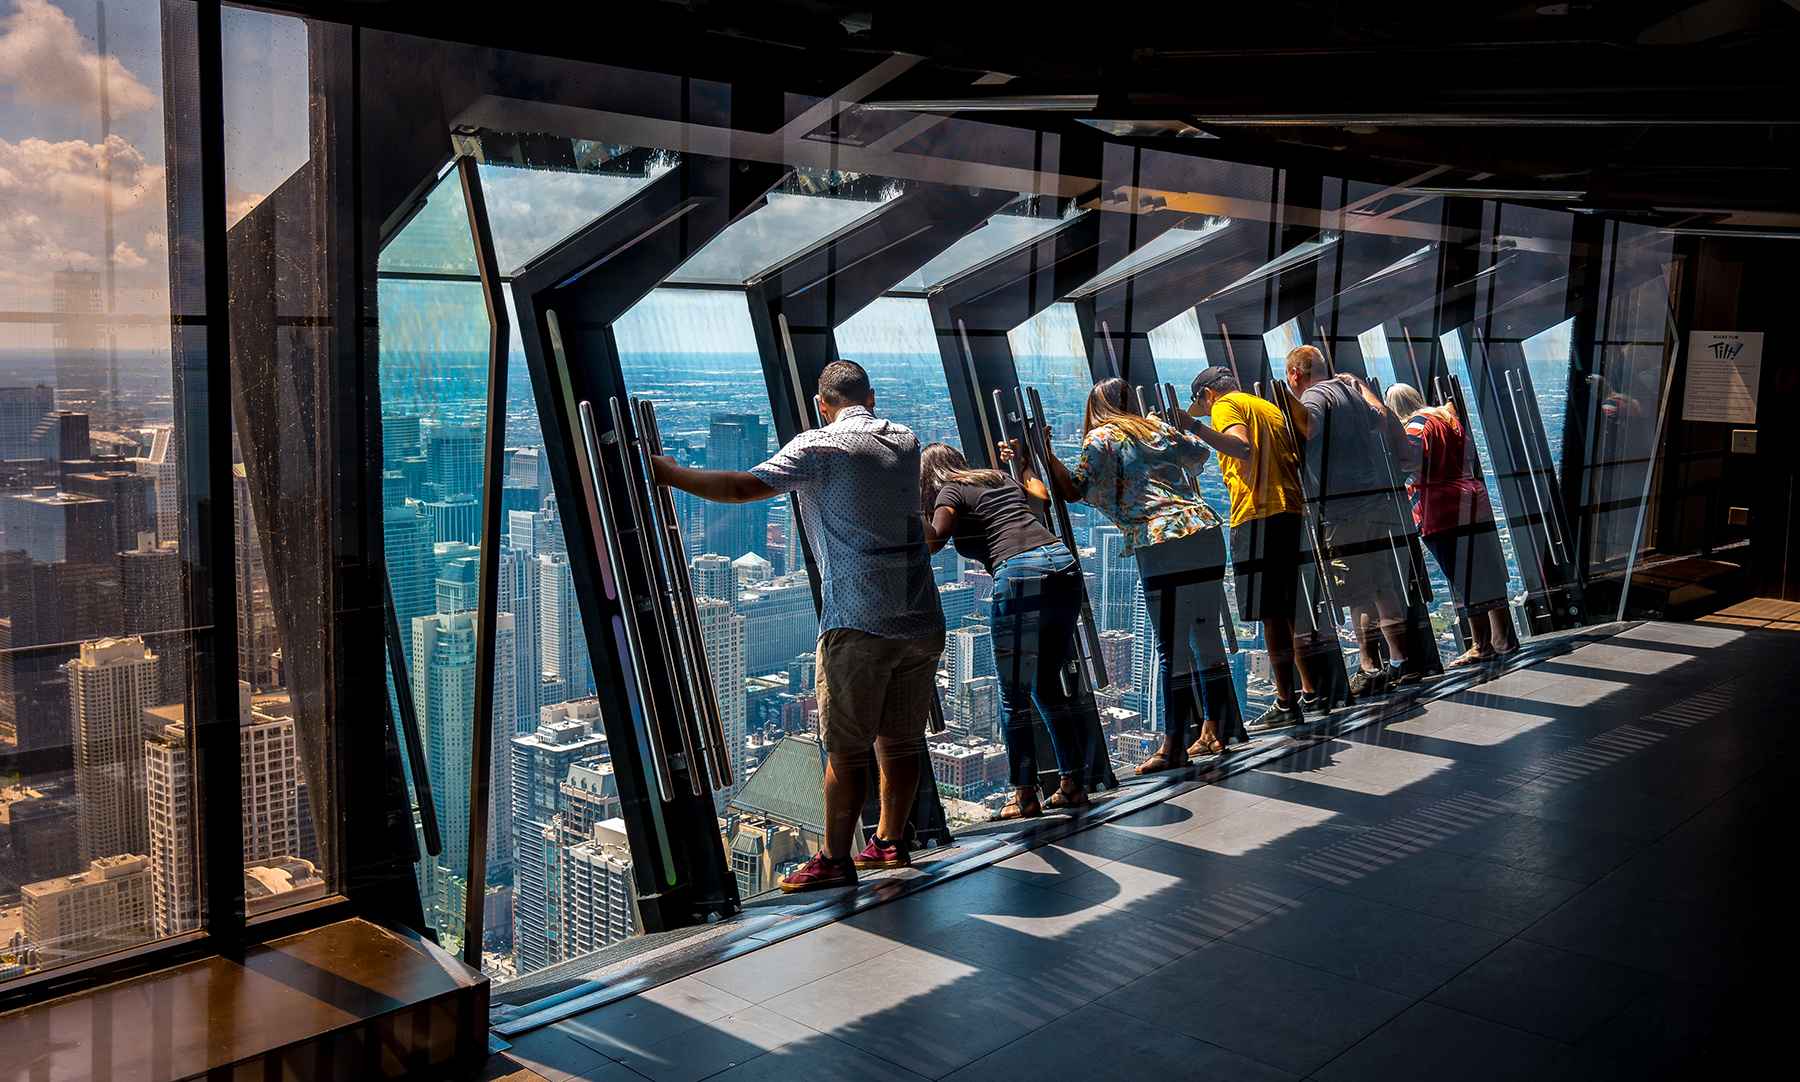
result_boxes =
[1208,391,1304,527]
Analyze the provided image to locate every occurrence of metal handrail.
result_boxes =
[578,399,675,802]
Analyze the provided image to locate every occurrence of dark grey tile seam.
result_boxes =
[1305,996,1582,1079]
[945,999,1304,1081]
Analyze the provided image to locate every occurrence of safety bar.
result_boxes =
[608,397,706,798]
[578,399,677,803]
[635,398,733,791]
[1021,386,1111,691]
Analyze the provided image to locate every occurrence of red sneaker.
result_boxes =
[777,852,858,893]
[852,835,911,871]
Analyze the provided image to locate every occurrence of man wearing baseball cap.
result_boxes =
[1180,366,1322,728]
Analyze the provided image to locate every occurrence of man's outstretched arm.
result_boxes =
[652,456,778,503]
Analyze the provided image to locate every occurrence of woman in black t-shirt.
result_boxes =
[921,443,1103,818]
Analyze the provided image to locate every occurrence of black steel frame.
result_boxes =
[510,154,788,931]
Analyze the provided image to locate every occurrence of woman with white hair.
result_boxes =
[1384,382,1520,665]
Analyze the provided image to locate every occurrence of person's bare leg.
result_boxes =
[1489,608,1519,653]
[822,751,871,860]
[1353,607,1382,673]
[1266,616,1309,701]
[1374,591,1409,668]
[873,736,920,842]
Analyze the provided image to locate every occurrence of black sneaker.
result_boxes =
[1299,692,1332,719]
[1388,664,1422,688]
[1348,667,1388,697]
[1247,700,1301,732]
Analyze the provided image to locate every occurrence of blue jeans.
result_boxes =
[991,543,1102,787]
[1136,529,1245,748]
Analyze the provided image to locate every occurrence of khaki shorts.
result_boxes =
[815,627,946,757]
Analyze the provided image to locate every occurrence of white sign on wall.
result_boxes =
[1682,330,1763,424]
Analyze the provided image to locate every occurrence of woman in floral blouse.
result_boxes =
[1033,378,1247,774]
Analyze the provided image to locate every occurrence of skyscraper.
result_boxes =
[21,854,152,970]
[0,386,53,462]
[689,553,737,605]
[130,426,180,547]
[383,505,435,670]
[1097,629,1135,692]
[1092,524,1135,633]
[63,471,155,556]
[945,623,996,686]
[508,703,608,973]
[422,419,483,502]
[142,688,304,938]
[233,465,278,693]
[695,597,746,806]
[120,537,185,701]
[69,638,160,864]
[537,554,594,701]
[1125,581,1163,728]
[424,495,480,545]
[412,611,514,887]
[498,547,541,736]
[739,575,819,675]
[1,490,112,566]
[702,415,768,559]
[938,581,976,631]
[561,819,636,955]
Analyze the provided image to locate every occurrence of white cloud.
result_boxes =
[0,0,157,115]
[226,189,265,228]
[0,131,168,334]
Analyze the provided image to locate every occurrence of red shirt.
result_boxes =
[1402,408,1493,537]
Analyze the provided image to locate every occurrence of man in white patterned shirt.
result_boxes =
[653,360,945,892]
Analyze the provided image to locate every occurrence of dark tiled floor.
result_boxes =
[485,622,1792,1081]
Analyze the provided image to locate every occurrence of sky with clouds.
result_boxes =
[0,0,308,357]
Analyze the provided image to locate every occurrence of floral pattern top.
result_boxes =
[1070,422,1223,555]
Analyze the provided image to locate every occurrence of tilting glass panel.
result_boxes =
[894,204,1073,291]
[667,176,900,285]
[611,288,819,899]
[481,156,671,276]
[1521,316,1576,482]
[1145,308,1210,398]
[1441,329,1531,630]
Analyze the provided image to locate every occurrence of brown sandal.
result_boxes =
[1044,788,1089,810]
[1135,752,1187,776]
[998,793,1042,820]
[1186,734,1224,758]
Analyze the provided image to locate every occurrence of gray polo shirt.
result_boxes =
[749,406,944,641]
[1299,377,1397,519]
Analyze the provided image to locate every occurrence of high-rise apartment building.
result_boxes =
[689,553,737,605]
[68,637,159,864]
[702,415,768,559]
[946,623,996,686]
[498,547,541,736]
[508,703,608,973]
[119,536,184,702]
[143,687,307,937]
[560,819,636,957]
[537,554,593,700]
[20,854,151,970]
[0,781,77,902]
[414,607,519,878]
[129,425,179,545]
[1097,629,1134,692]
[695,597,746,805]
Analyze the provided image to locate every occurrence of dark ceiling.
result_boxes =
[294,0,1800,222]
